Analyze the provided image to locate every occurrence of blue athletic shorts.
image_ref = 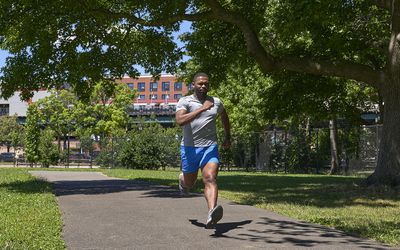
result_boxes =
[180,144,220,174]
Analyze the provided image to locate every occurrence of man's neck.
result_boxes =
[194,92,207,102]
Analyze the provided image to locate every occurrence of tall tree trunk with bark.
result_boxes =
[368,1,400,186]
[368,83,400,185]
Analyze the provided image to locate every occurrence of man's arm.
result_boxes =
[175,100,214,126]
[220,108,231,149]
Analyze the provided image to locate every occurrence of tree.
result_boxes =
[38,128,60,168]
[71,80,135,167]
[35,90,77,152]
[0,0,398,185]
[116,122,180,169]
[72,80,136,143]
[25,104,41,166]
[0,115,24,152]
[25,104,61,167]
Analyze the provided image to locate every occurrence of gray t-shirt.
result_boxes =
[176,94,224,147]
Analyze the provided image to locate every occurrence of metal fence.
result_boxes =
[65,124,382,173]
[9,124,382,172]
[219,124,382,174]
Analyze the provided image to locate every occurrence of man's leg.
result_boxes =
[179,145,199,194]
[180,172,198,189]
[201,162,219,210]
[202,162,223,228]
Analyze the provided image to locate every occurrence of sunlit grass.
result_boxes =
[0,168,65,249]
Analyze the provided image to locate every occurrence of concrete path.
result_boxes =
[30,171,394,250]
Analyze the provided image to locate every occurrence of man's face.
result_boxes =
[193,76,209,95]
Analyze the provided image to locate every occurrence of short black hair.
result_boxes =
[192,72,209,82]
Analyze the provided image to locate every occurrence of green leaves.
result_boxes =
[0,0,183,100]
[25,104,41,164]
[115,123,180,169]
[85,80,136,137]
[38,129,59,168]
[0,115,24,150]
[0,0,391,100]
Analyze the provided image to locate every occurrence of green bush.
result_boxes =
[110,124,180,169]
[38,129,60,167]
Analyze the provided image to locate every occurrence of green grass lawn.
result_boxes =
[0,168,64,249]
[2,167,399,248]
[103,168,400,247]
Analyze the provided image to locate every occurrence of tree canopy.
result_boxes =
[0,1,391,94]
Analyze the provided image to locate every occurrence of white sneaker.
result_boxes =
[205,205,223,229]
[178,173,189,196]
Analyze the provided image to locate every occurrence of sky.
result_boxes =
[0,21,192,74]
[0,50,8,69]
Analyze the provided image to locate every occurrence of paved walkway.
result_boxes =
[30,171,394,250]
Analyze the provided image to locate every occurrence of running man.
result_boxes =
[175,72,231,229]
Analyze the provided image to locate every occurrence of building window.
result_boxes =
[138,94,146,100]
[174,94,182,100]
[0,104,9,116]
[150,94,158,100]
[127,83,134,89]
[138,82,145,92]
[150,82,158,91]
[162,94,170,100]
[174,82,182,91]
[162,81,170,91]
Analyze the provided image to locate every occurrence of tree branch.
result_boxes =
[275,57,385,88]
[84,6,214,26]
[203,0,276,70]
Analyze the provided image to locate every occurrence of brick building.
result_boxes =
[117,74,190,108]
[117,74,190,125]
[0,74,189,120]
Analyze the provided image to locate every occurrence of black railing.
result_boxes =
[128,107,176,116]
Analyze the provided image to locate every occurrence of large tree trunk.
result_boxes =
[368,1,400,186]
[367,85,400,186]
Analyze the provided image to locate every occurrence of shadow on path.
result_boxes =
[190,219,252,237]
[250,217,384,248]
[190,217,391,249]
[35,179,195,198]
